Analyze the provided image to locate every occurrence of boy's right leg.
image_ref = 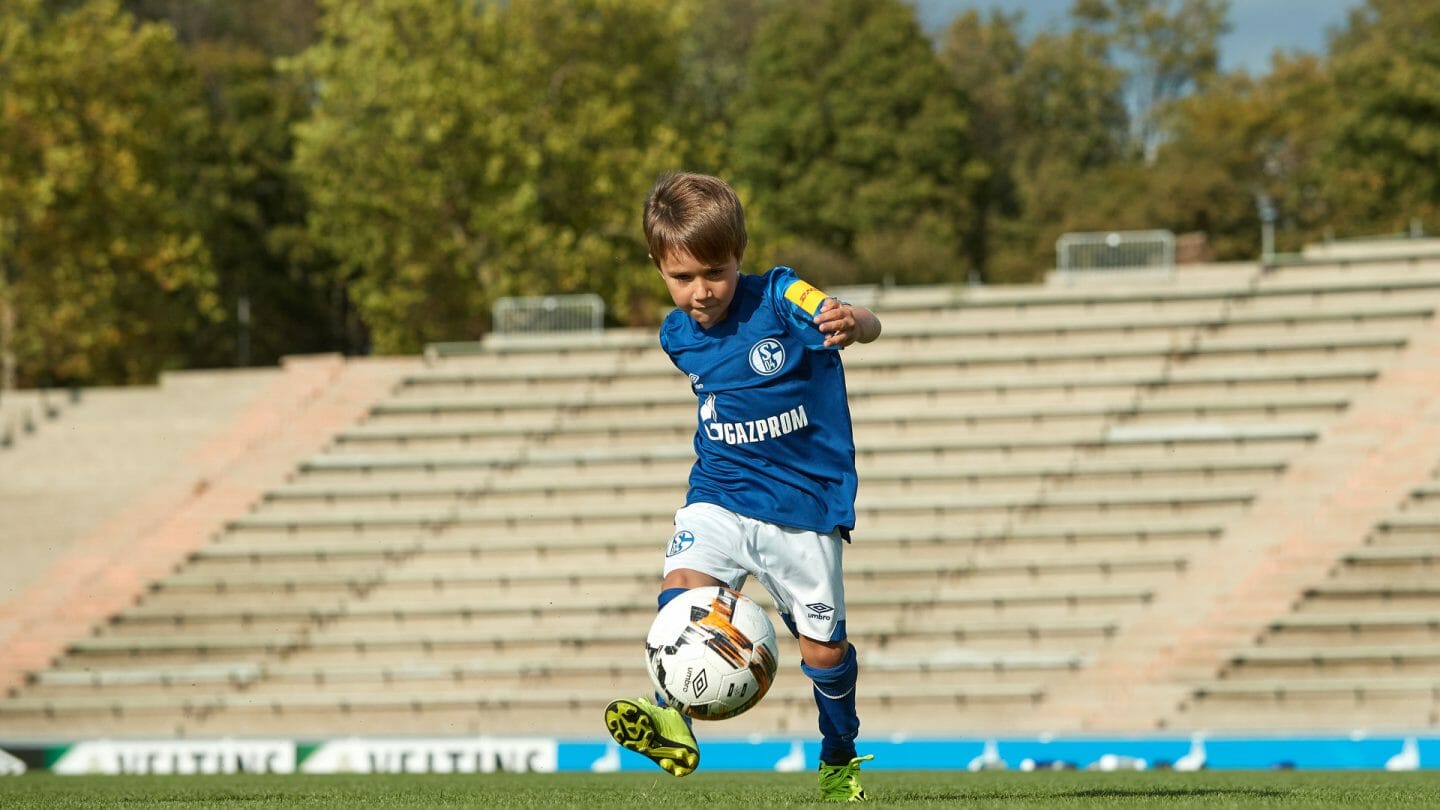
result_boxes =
[603,696,699,777]
[604,573,720,777]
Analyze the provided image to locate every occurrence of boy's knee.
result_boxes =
[799,638,850,670]
[661,568,726,591]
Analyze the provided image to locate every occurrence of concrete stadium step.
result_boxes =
[877,302,1435,345]
[291,425,1320,482]
[0,680,1054,737]
[63,602,1129,669]
[204,651,1080,697]
[162,554,1071,601]
[256,455,1286,510]
[1301,582,1440,609]
[224,485,1258,539]
[336,394,1348,459]
[381,336,1408,410]
[169,539,1189,585]
[185,519,1225,573]
[859,363,1381,400]
[1261,611,1440,646]
[1367,515,1440,544]
[1220,643,1440,679]
[400,332,1405,411]
[1182,677,1440,710]
[24,662,264,698]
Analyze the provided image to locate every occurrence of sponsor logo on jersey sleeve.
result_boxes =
[783,280,829,315]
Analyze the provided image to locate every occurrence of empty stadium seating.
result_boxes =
[5,249,1440,740]
[1175,458,1440,731]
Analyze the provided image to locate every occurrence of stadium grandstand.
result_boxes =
[3,237,1440,771]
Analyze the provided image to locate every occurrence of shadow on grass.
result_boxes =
[1059,788,1287,799]
[876,786,1291,805]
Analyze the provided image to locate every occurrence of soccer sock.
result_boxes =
[801,643,860,766]
[658,587,688,611]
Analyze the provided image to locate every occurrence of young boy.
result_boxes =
[603,172,882,802]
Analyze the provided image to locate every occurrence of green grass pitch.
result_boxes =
[3,771,1440,808]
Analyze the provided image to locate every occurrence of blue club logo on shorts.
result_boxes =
[748,338,785,376]
[667,530,695,557]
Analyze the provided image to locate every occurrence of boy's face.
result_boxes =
[657,249,740,329]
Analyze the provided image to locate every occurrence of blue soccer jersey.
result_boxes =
[659,266,857,535]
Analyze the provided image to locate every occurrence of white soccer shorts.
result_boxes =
[662,501,848,643]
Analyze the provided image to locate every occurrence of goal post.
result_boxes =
[1056,230,1176,275]
[491,294,605,334]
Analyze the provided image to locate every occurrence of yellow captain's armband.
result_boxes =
[783,279,829,315]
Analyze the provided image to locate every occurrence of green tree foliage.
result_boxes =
[289,0,693,352]
[942,0,1232,281]
[122,0,357,365]
[1325,0,1440,234]
[1071,0,1230,156]
[0,0,219,385]
[674,0,777,142]
[9,0,1440,381]
[1153,54,1337,258]
[125,0,320,56]
[191,39,361,365]
[943,12,1132,281]
[731,0,979,287]
[938,9,1024,282]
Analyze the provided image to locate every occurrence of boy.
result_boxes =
[603,172,882,802]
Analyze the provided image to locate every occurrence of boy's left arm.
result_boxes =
[813,298,882,349]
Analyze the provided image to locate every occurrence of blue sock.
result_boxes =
[658,587,687,611]
[801,644,859,766]
[653,587,693,728]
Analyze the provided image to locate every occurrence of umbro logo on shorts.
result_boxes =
[805,602,834,621]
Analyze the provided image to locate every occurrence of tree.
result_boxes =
[730,0,979,287]
[121,0,356,366]
[939,9,1025,282]
[1324,0,1440,235]
[989,24,1135,280]
[289,0,694,352]
[123,0,321,55]
[673,0,777,141]
[1070,0,1231,158]
[0,0,219,386]
[938,1,1232,281]
[1152,54,1336,259]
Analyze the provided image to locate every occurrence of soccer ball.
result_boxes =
[645,586,780,720]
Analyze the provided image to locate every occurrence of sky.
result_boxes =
[911,0,1364,75]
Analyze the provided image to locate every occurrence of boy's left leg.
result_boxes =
[605,510,741,780]
[800,638,860,765]
[800,637,872,801]
[604,581,712,777]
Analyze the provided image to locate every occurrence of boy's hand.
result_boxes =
[814,297,879,348]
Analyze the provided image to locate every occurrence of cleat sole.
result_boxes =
[605,699,699,777]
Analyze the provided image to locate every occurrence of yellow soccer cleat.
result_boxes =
[818,754,874,802]
[603,697,700,777]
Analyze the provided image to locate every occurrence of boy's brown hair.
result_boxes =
[643,172,748,269]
